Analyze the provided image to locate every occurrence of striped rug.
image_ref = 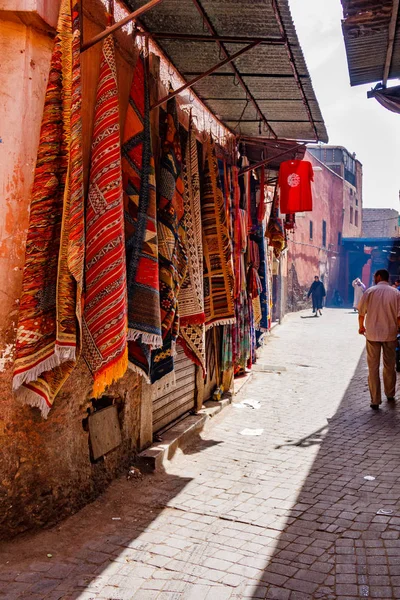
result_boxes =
[83,35,128,397]
[12,0,84,418]
[201,136,235,330]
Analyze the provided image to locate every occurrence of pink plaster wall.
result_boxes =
[0,5,142,540]
[286,152,345,309]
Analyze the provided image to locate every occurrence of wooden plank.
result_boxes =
[88,405,122,461]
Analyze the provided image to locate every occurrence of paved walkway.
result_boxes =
[2,308,400,600]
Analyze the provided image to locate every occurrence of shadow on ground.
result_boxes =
[0,437,223,600]
[251,351,400,599]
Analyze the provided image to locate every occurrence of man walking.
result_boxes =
[307,275,326,316]
[358,269,400,410]
[352,277,366,312]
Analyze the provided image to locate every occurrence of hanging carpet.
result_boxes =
[202,136,235,330]
[83,35,128,398]
[177,119,206,374]
[266,190,286,258]
[122,52,161,380]
[150,97,188,384]
[12,0,84,418]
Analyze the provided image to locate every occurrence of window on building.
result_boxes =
[325,149,334,162]
[350,188,353,196]
[355,196,358,206]
[309,220,313,240]
[350,206,353,224]
[338,232,342,246]
[322,220,327,248]
[355,211,359,227]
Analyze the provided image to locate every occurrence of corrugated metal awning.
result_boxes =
[341,0,400,86]
[124,0,328,142]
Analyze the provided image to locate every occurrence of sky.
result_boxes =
[289,0,400,210]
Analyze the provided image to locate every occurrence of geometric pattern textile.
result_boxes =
[202,136,235,330]
[178,119,206,374]
[12,0,84,418]
[150,97,188,384]
[122,53,161,380]
[122,53,161,347]
[83,35,128,398]
[179,119,204,325]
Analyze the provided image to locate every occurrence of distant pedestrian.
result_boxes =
[358,269,400,410]
[352,277,366,312]
[307,276,326,317]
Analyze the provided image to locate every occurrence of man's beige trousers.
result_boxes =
[366,340,397,405]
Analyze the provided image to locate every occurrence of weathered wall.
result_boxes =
[363,208,400,237]
[0,1,148,540]
[287,152,344,310]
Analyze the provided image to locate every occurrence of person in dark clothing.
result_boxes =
[307,276,326,317]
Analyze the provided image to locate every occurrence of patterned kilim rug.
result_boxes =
[178,119,206,374]
[122,53,161,380]
[202,136,235,330]
[266,190,286,258]
[83,35,127,397]
[12,0,84,418]
[150,97,188,384]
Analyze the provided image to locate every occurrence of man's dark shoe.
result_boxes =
[387,397,396,402]
[370,404,380,410]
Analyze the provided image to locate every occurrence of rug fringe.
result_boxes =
[16,385,51,419]
[127,329,163,348]
[12,345,76,391]
[205,317,236,331]
[127,360,151,384]
[92,348,128,398]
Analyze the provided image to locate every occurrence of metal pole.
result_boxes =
[270,0,320,142]
[191,0,277,139]
[151,40,261,110]
[81,0,166,52]
[238,144,305,176]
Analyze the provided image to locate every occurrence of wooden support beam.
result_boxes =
[238,144,305,176]
[191,0,277,138]
[383,0,400,85]
[151,40,261,110]
[80,0,165,52]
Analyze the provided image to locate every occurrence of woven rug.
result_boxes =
[177,120,206,374]
[266,191,286,258]
[150,97,188,384]
[13,0,84,418]
[83,35,127,397]
[202,136,235,330]
[122,53,161,380]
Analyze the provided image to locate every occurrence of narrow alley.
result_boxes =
[2,308,400,600]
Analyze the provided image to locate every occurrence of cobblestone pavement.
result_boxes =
[3,308,400,600]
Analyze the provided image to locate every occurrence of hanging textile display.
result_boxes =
[247,241,263,328]
[284,213,296,231]
[202,136,235,330]
[279,159,314,214]
[255,224,270,333]
[150,97,188,384]
[232,290,251,373]
[12,0,84,418]
[122,52,161,380]
[178,119,206,374]
[266,190,286,258]
[83,35,127,397]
